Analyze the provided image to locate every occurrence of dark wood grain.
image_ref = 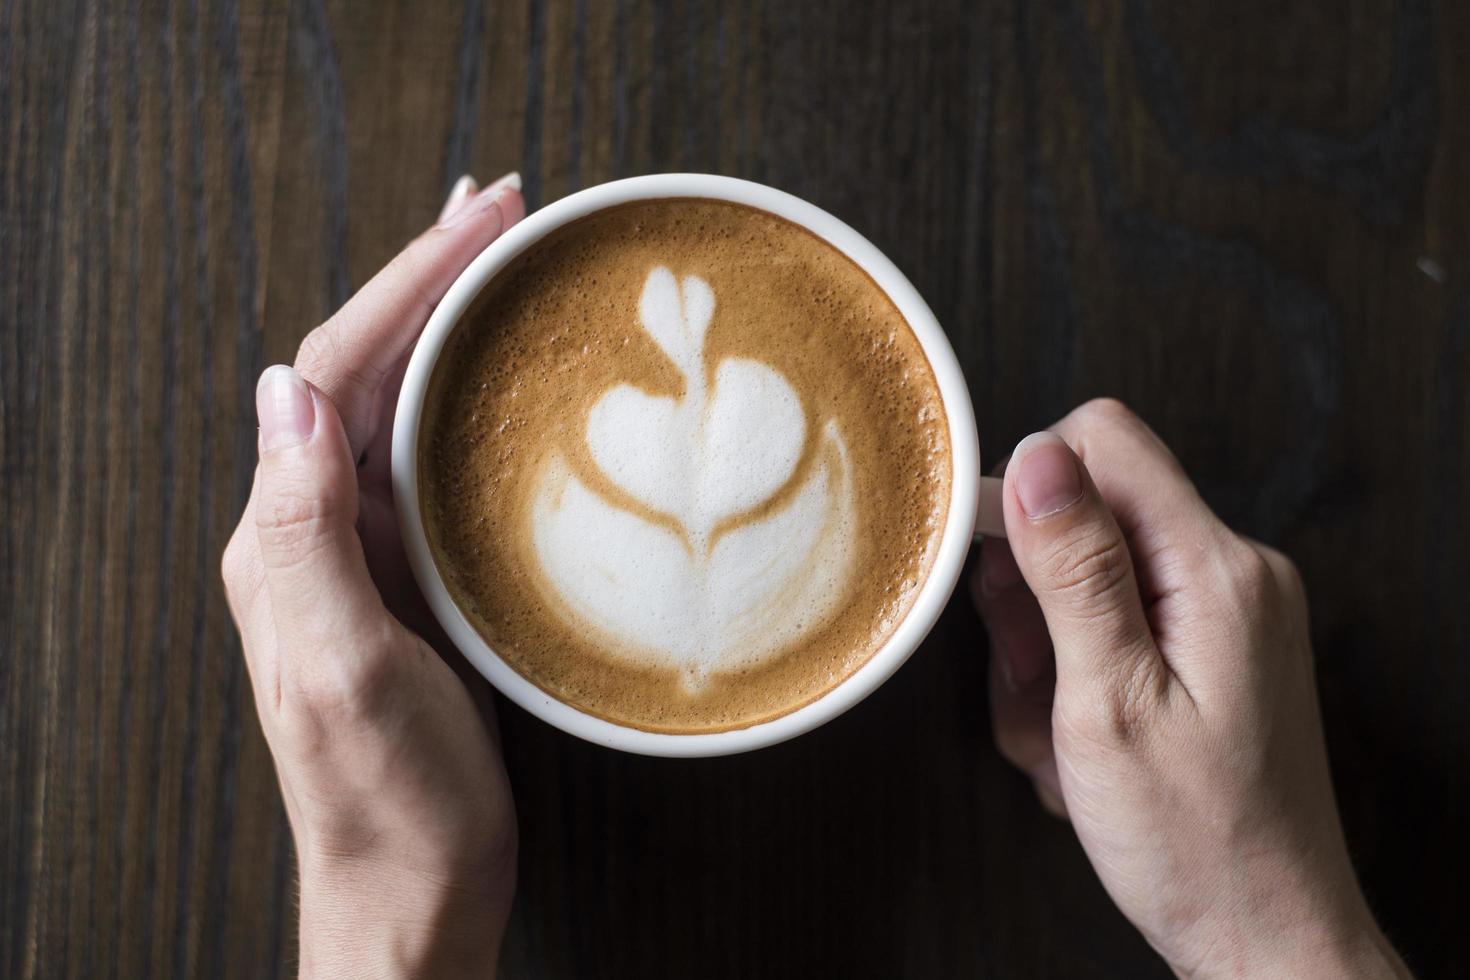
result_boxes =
[4,1,1468,976]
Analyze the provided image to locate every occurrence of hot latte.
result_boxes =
[419,199,950,733]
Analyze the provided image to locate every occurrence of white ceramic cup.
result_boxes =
[393,174,991,757]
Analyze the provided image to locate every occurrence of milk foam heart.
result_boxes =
[530,267,856,685]
[586,268,806,550]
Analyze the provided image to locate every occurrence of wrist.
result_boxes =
[1173,900,1407,980]
[297,847,514,979]
[1251,920,1407,980]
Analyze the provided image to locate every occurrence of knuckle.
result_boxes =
[1261,544,1305,598]
[294,325,341,382]
[1038,524,1132,612]
[287,632,404,722]
[220,529,250,591]
[336,355,383,406]
[1241,541,1310,631]
[1058,662,1163,749]
[1075,397,1137,430]
[220,528,264,616]
[1065,398,1185,479]
[296,326,382,400]
[1218,540,1278,611]
[1102,663,1163,743]
[254,481,343,569]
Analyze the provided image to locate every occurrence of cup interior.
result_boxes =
[392,174,980,756]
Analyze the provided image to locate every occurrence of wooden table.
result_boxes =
[5,1,1466,976]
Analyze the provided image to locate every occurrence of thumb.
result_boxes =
[253,365,390,654]
[1002,431,1160,693]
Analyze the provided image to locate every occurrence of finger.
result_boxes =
[494,177,527,227]
[985,620,1064,799]
[356,353,411,487]
[1002,431,1166,708]
[1243,537,1306,606]
[357,490,446,643]
[353,175,530,482]
[1034,768,1068,818]
[972,454,1063,794]
[973,541,1067,814]
[294,173,525,457]
[252,365,393,660]
[436,174,479,224]
[972,541,1054,693]
[1048,399,1230,603]
[971,454,1055,690]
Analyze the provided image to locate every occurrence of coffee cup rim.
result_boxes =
[392,174,980,757]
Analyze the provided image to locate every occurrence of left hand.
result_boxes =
[222,174,525,978]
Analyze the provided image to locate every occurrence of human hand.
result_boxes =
[972,400,1408,979]
[222,174,526,978]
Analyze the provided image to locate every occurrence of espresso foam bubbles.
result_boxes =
[420,200,951,733]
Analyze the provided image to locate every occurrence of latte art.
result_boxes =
[419,199,950,733]
[530,267,856,686]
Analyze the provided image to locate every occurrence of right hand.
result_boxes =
[972,399,1409,979]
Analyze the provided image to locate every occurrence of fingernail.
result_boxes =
[484,170,522,195]
[437,174,479,224]
[257,365,315,450]
[438,188,504,230]
[1014,432,1083,519]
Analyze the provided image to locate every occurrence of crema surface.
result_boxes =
[420,199,950,733]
